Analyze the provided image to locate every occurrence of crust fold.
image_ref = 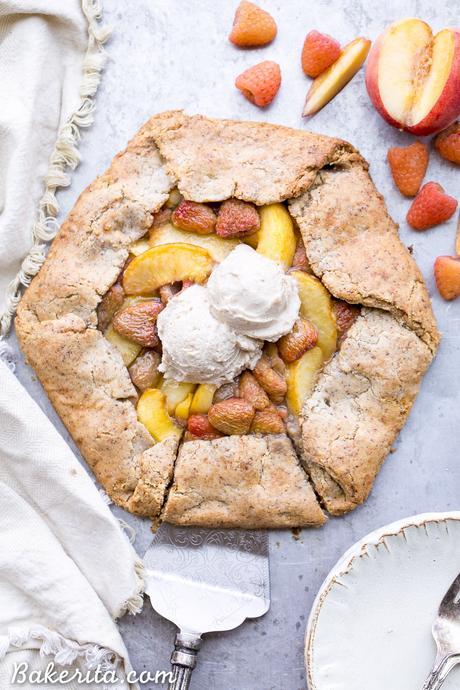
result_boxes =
[138,110,361,205]
[289,165,439,352]
[300,309,433,514]
[163,435,326,528]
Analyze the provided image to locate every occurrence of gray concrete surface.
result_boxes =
[6,1,459,688]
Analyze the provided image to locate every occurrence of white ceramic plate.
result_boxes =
[306,512,460,690]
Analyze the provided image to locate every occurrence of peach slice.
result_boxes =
[104,324,141,366]
[292,271,337,361]
[137,389,183,442]
[286,346,323,415]
[366,19,460,136]
[160,379,197,415]
[129,238,151,256]
[303,37,371,116]
[175,392,194,423]
[189,384,217,414]
[149,223,240,262]
[123,243,214,295]
[257,203,296,268]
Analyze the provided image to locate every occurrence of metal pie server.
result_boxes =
[421,573,460,689]
[143,525,270,690]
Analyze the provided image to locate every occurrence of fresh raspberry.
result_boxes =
[407,182,457,231]
[187,414,222,440]
[229,1,277,48]
[434,256,460,301]
[291,235,310,272]
[434,122,460,166]
[332,300,360,343]
[387,141,429,197]
[301,30,341,78]
[216,198,260,238]
[235,60,281,107]
[171,200,216,234]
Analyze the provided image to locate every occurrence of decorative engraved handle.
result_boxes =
[421,654,460,690]
[168,632,202,690]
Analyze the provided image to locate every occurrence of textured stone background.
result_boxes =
[7,1,459,688]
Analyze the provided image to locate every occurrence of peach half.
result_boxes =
[365,19,460,136]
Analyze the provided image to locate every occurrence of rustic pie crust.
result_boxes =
[16,112,439,529]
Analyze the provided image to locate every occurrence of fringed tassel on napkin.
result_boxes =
[0,624,120,669]
[0,0,111,337]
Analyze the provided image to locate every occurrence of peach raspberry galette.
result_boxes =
[16,112,439,528]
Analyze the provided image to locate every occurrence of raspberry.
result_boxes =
[387,141,429,197]
[434,122,460,166]
[235,60,281,107]
[216,198,260,238]
[187,414,222,440]
[407,182,457,231]
[332,300,360,343]
[301,30,341,78]
[229,1,277,48]
[434,256,460,301]
[171,200,216,234]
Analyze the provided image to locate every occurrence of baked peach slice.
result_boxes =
[123,243,214,295]
[292,271,337,361]
[129,239,151,256]
[286,346,323,415]
[366,19,460,135]
[160,379,197,415]
[175,392,194,422]
[104,324,141,366]
[189,384,217,414]
[303,37,371,116]
[149,223,240,262]
[137,389,183,442]
[257,203,296,268]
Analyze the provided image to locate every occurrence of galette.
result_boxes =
[16,112,439,528]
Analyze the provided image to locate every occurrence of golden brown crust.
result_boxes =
[16,134,174,515]
[15,311,178,516]
[300,309,433,514]
[15,111,438,526]
[289,165,439,353]
[163,435,326,528]
[138,110,361,205]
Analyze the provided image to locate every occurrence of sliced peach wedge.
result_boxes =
[291,271,337,361]
[257,203,296,269]
[366,19,460,135]
[285,273,338,414]
[104,324,141,366]
[137,389,183,442]
[123,243,214,295]
[149,223,240,262]
[189,384,217,415]
[160,379,196,415]
[303,37,371,116]
[286,346,323,415]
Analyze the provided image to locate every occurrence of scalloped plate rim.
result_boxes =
[305,511,460,689]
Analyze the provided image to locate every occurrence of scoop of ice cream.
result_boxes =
[157,284,262,385]
[207,244,300,341]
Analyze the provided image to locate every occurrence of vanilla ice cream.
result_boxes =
[157,285,262,385]
[207,244,300,341]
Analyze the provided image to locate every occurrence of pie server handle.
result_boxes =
[168,631,202,690]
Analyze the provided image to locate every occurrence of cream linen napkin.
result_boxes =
[0,361,142,689]
[0,1,145,688]
[0,0,110,335]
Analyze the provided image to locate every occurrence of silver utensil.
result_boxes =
[421,573,460,689]
[143,525,270,690]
